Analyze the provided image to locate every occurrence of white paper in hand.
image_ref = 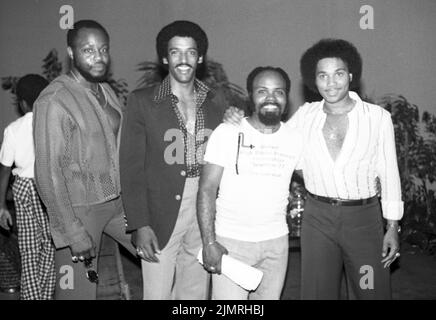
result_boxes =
[197,249,263,291]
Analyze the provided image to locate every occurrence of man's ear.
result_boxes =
[67,47,74,60]
[163,57,168,65]
[349,73,353,82]
[198,56,203,64]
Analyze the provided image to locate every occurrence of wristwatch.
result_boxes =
[386,222,401,233]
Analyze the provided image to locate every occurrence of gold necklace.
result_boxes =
[324,114,348,141]
[324,121,340,140]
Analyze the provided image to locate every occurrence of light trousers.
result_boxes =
[141,177,209,300]
[212,234,289,300]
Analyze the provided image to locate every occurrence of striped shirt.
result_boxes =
[287,91,403,220]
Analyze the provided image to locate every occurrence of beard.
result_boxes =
[258,102,282,126]
[74,60,109,83]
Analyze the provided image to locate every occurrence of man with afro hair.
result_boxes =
[224,39,402,300]
[120,20,231,299]
[295,38,402,300]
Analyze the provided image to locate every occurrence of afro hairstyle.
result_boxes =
[300,38,362,93]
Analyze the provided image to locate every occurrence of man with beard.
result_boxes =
[197,67,303,300]
[120,20,232,299]
[33,20,135,300]
[224,39,402,300]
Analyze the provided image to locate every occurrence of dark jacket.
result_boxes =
[120,82,229,248]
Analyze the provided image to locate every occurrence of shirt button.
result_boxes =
[180,170,186,177]
[175,195,181,201]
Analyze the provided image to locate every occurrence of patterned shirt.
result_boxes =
[154,76,210,177]
[287,91,403,220]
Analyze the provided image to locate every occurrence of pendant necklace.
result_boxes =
[325,120,342,140]
[323,100,355,140]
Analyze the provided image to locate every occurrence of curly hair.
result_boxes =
[67,20,109,48]
[156,20,208,64]
[246,66,291,120]
[300,38,362,93]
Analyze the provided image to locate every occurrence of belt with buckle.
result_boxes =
[308,192,378,206]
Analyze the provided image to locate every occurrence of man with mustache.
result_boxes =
[120,20,234,300]
[33,20,135,300]
[197,67,303,299]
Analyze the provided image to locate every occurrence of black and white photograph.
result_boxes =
[0,0,435,310]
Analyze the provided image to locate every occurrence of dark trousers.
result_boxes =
[300,196,391,300]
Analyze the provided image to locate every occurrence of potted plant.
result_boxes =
[378,94,436,254]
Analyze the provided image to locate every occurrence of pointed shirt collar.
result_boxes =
[153,76,210,105]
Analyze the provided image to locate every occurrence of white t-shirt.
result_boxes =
[204,118,303,241]
[0,112,35,178]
